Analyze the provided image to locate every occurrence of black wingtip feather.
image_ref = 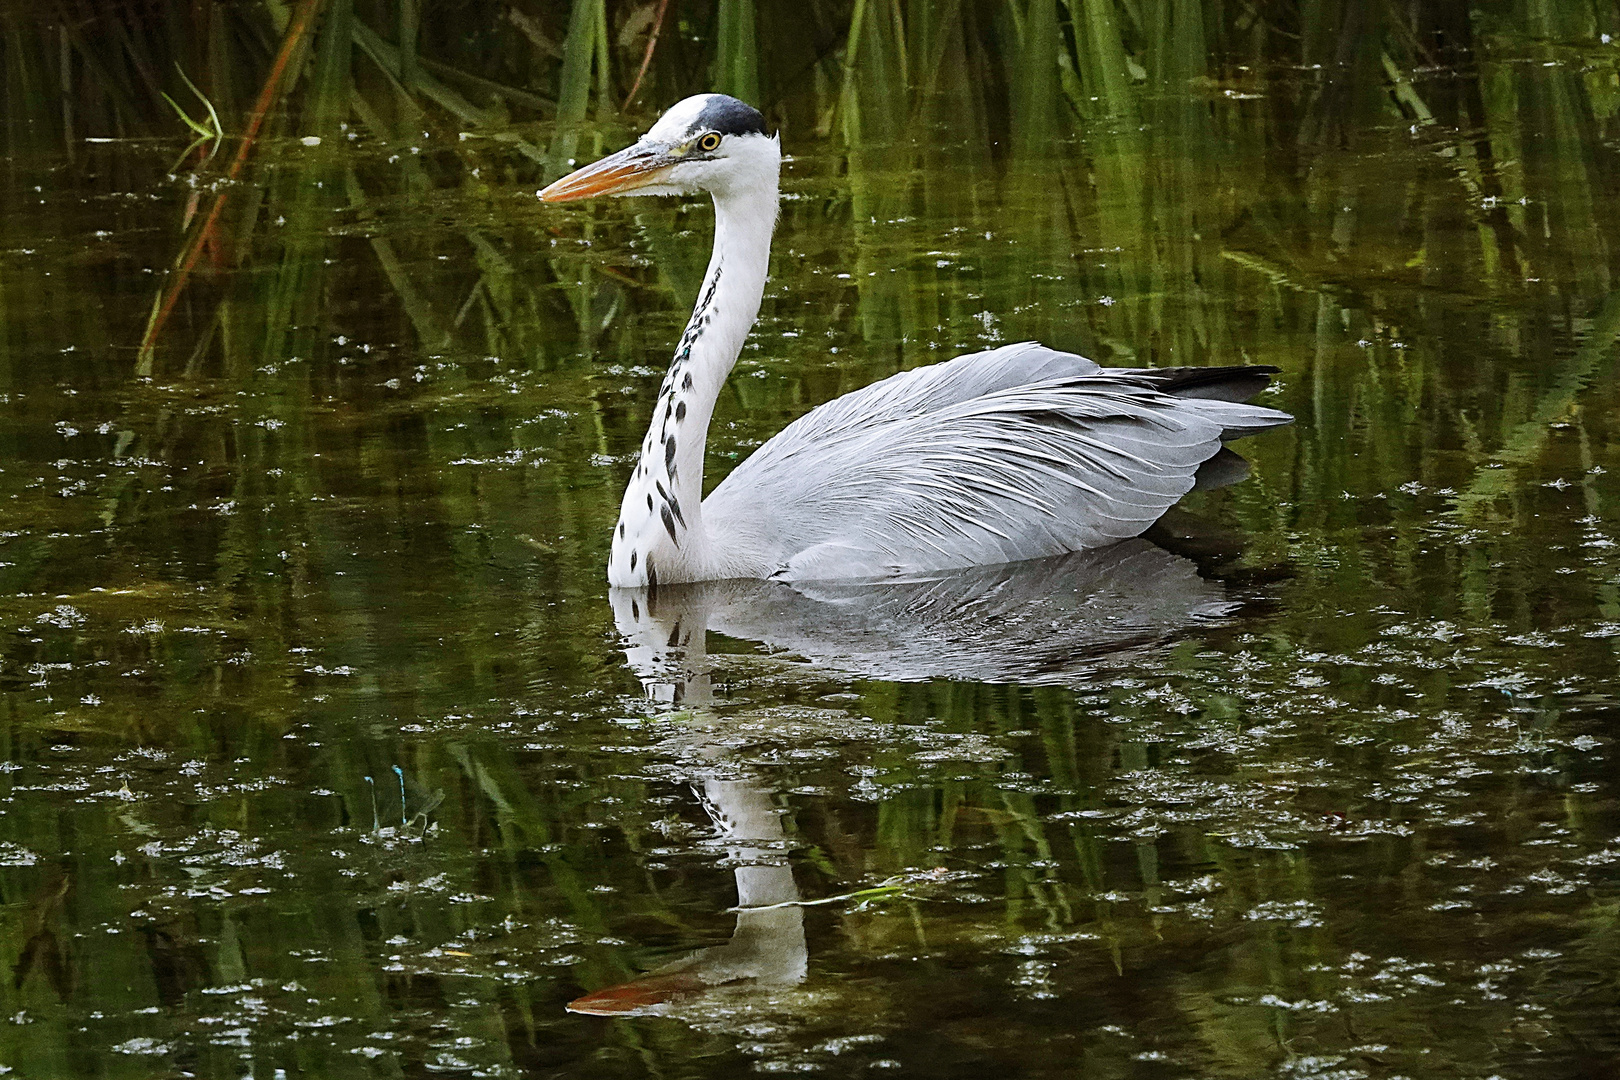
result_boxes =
[1139,365,1280,403]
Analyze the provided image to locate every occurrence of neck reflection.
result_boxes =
[568,588,806,1016]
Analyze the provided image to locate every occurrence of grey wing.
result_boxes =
[703,343,1291,580]
[753,341,1100,446]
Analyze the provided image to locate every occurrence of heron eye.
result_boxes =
[697,132,722,152]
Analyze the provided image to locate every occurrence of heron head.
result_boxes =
[539,94,779,203]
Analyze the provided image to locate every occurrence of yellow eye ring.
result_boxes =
[698,132,722,152]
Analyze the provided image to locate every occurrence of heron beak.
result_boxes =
[539,144,674,202]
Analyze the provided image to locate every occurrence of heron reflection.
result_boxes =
[567,595,807,1016]
[608,530,1240,687]
[569,526,1252,1015]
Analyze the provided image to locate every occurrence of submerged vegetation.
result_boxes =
[0,2,1618,1078]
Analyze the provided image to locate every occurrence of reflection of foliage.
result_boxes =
[2,0,1611,537]
[1,2,1620,1077]
[3,2,1617,379]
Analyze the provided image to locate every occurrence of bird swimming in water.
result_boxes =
[540,94,1292,587]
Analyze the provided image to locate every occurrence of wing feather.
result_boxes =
[703,344,1291,580]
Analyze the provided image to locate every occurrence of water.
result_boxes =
[3,48,1620,1080]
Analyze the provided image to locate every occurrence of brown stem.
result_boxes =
[137,0,327,373]
[622,0,672,111]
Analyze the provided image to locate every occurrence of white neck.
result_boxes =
[608,155,778,587]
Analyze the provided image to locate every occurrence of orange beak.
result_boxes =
[539,144,674,202]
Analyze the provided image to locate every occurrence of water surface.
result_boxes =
[3,40,1620,1080]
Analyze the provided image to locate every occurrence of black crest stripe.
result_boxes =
[693,95,766,137]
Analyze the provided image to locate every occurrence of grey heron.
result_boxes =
[541,94,1292,587]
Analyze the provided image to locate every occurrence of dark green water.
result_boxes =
[4,44,1620,1080]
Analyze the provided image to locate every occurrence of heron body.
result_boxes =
[541,94,1292,587]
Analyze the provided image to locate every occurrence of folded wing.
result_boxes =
[704,343,1290,580]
